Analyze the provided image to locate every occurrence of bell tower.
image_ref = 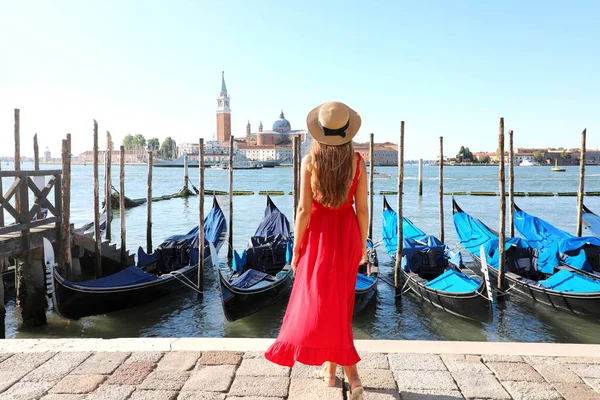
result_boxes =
[216,71,231,143]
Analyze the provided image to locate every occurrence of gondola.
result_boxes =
[453,199,600,320]
[354,239,379,314]
[513,203,600,276]
[51,197,227,320]
[582,204,600,239]
[216,196,294,322]
[382,197,492,322]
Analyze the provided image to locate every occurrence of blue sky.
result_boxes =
[1,0,598,158]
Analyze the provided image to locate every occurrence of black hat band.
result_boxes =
[318,120,349,138]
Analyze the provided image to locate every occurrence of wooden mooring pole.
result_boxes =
[120,146,127,265]
[105,132,112,241]
[228,136,234,261]
[439,136,444,243]
[576,128,587,237]
[33,133,42,220]
[508,129,515,238]
[418,158,423,196]
[394,122,405,294]
[14,109,20,214]
[368,133,374,240]
[61,135,72,278]
[183,153,189,190]
[93,121,102,278]
[147,149,153,253]
[198,138,205,294]
[498,118,506,291]
[292,135,299,221]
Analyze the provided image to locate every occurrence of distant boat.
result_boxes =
[519,159,535,167]
[551,159,566,172]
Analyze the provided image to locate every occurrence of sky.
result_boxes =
[1,0,599,159]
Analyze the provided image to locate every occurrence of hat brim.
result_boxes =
[306,103,361,146]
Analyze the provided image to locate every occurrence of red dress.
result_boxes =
[265,153,362,367]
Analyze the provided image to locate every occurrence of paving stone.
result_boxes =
[534,364,583,383]
[486,362,545,382]
[129,390,178,400]
[139,370,190,391]
[553,383,600,400]
[157,352,201,371]
[226,397,283,400]
[287,377,341,400]
[358,352,389,369]
[125,351,164,364]
[178,393,226,400]
[236,358,290,377]
[356,368,396,390]
[399,390,463,400]
[49,374,106,394]
[0,352,56,374]
[583,377,600,392]
[104,361,155,385]
[502,381,562,400]
[388,353,447,371]
[243,351,265,359]
[393,370,457,391]
[229,376,290,398]
[569,364,600,378]
[0,381,54,400]
[451,371,510,399]
[198,351,243,366]
[557,357,600,365]
[481,354,524,363]
[0,370,27,392]
[23,352,92,383]
[85,384,136,400]
[181,365,237,392]
[0,354,12,364]
[289,363,343,383]
[359,389,401,399]
[523,356,560,365]
[441,354,491,374]
[71,352,130,375]
[40,395,85,400]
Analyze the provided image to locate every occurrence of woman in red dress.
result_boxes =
[265,101,368,399]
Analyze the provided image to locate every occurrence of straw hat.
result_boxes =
[306,101,361,146]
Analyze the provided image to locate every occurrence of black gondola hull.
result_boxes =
[402,271,492,323]
[53,258,211,320]
[217,269,294,322]
[354,280,377,314]
[470,254,600,320]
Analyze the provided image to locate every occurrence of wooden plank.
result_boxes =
[0,227,59,258]
[0,170,62,178]
[27,176,58,219]
[0,224,27,236]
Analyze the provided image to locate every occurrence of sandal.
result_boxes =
[316,365,336,387]
[347,376,364,400]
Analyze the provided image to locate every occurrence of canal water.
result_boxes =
[3,161,600,343]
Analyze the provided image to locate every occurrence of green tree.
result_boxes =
[481,156,491,164]
[160,137,177,159]
[533,150,544,163]
[123,134,134,150]
[464,147,473,161]
[132,134,146,150]
[456,146,466,162]
[147,138,160,152]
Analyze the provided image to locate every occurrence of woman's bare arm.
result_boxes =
[292,155,313,268]
[354,157,369,255]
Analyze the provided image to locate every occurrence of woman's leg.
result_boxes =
[319,361,337,386]
[343,364,362,391]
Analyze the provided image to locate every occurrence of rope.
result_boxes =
[170,270,204,295]
[496,282,518,297]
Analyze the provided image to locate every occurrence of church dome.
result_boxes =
[272,110,291,133]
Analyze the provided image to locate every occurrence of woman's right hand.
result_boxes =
[360,247,367,265]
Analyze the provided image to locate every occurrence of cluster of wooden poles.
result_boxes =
[390,119,589,294]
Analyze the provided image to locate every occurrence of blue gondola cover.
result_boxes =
[538,269,600,293]
[424,269,480,293]
[63,266,158,288]
[356,274,376,290]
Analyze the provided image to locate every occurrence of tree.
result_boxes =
[132,134,146,150]
[147,138,160,152]
[456,146,473,162]
[481,156,491,164]
[123,134,134,150]
[533,150,544,163]
[160,137,177,159]
[464,147,473,161]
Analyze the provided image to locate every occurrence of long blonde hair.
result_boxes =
[310,141,355,208]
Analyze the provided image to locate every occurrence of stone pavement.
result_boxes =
[1,339,600,399]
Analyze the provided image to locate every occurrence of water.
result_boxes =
[3,161,600,343]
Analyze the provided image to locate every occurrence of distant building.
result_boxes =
[77,149,147,164]
[514,153,534,164]
[245,111,308,146]
[237,144,292,163]
[353,142,399,165]
[44,148,51,163]
[216,72,231,143]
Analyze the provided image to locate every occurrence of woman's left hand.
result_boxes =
[291,252,299,274]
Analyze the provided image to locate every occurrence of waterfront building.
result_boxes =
[515,153,534,164]
[245,111,307,146]
[237,144,292,163]
[353,142,399,166]
[44,148,51,163]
